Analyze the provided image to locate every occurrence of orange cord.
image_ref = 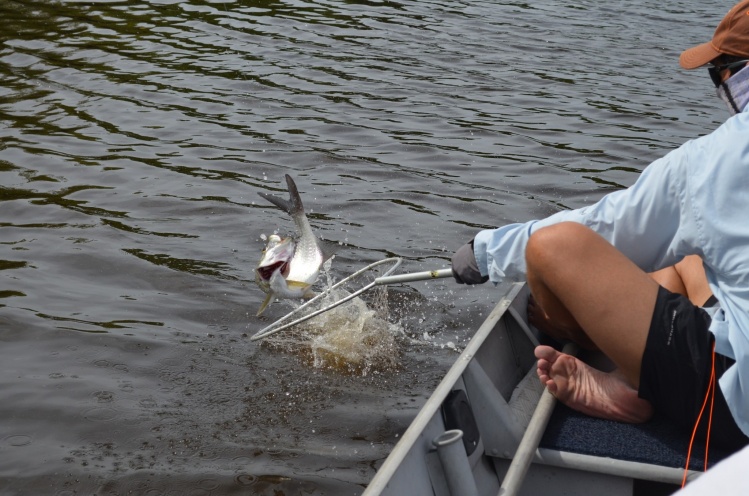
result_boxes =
[704,347,716,472]
[682,341,717,488]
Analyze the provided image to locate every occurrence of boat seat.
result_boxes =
[540,402,732,471]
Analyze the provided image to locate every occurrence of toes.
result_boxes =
[534,345,557,361]
[537,358,550,375]
[537,359,552,385]
[545,380,558,396]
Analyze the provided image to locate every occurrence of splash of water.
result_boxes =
[264,262,403,376]
[306,287,400,376]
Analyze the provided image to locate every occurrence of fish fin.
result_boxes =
[257,192,292,214]
[318,238,338,262]
[257,175,303,216]
[286,280,312,290]
[256,293,274,316]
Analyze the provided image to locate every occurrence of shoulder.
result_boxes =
[670,112,749,171]
[695,110,749,146]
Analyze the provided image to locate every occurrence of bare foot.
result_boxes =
[535,345,653,423]
[527,295,598,351]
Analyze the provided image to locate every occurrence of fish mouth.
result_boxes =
[257,260,288,281]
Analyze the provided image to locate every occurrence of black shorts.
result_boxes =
[639,286,749,452]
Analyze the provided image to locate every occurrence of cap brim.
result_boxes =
[680,42,722,69]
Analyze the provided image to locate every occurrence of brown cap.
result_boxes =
[680,0,749,69]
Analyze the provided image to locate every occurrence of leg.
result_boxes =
[531,255,713,348]
[526,222,659,386]
[527,293,597,350]
[650,265,687,297]
[651,255,712,306]
[529,264,684,351]
[530,263,680,350]
[673,255,712,307]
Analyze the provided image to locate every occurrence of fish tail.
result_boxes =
[257,174,304,216]
[283,174,304,215]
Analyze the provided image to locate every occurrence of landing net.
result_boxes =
[250,257,402,341]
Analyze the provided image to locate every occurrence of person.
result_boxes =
[452,0,749,453]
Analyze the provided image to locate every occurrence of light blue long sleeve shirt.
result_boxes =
[473,109,749,437]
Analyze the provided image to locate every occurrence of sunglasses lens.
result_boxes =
[709,59,749,87]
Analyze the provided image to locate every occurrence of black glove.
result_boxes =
[451,240,489,285]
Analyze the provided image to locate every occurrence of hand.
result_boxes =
[451,240,489,285]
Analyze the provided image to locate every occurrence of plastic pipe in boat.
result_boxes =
[433,429,479,496]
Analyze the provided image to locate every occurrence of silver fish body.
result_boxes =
[255,175,327,315]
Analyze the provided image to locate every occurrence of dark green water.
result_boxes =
[0,0,728,494]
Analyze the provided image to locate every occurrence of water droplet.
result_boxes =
[197,478,219,490]
[4,435,32,447]
[83,407,119,422]
[235,474,257,486]
[93,391,114,403]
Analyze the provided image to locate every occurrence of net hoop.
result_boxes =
[250,257,402,341]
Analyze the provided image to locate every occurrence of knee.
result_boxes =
[526,222,590,269]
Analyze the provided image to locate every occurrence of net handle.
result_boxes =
[375,268,453,285]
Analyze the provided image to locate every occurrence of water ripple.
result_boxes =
[0,0,729,493]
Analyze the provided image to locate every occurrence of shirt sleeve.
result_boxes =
[473,142,699,284]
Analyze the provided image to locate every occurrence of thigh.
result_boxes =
[526,222,660,387]
[640,287,749,451]
[673,255,713,307]
[639,287,713,422]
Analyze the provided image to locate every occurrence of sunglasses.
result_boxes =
[708,59,749,87]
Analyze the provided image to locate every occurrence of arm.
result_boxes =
[473,144,697,284]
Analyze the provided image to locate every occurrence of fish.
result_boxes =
[255,174,329,316]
